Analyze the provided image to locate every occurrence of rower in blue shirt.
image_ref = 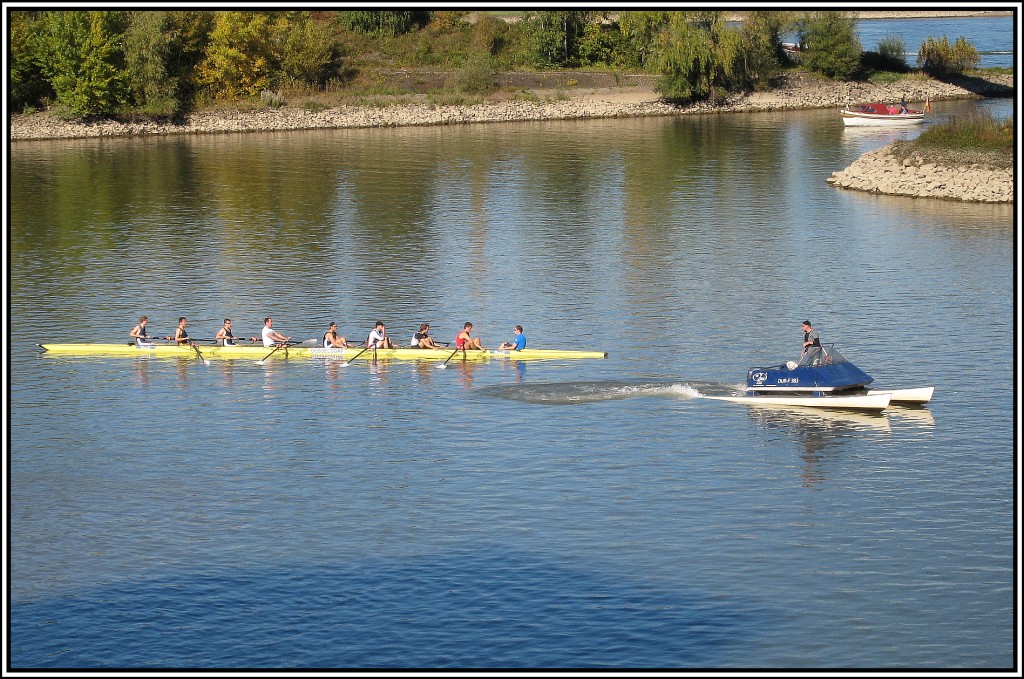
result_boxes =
[499,325,527,351]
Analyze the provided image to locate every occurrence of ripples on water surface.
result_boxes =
[9,93,1015,670]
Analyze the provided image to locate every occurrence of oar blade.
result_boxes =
[437,347,461,369]
[340,346,370,367]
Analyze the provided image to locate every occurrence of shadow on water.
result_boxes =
[11,546,758,669]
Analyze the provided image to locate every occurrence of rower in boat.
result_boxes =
[498,324,526,351]
[129,316,153,346]
[367,321,395,349]
[261,317,291,347]
[170,317,194,346]
[411,323,445,350]
[215,318,256,346]
[324,322,353,348]
[455,322,485,351]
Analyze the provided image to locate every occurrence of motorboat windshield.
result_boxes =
[797,342,847,367]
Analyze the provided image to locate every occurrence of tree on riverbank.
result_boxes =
[8,9,991,118]
[11,9,340,116]
[917,36,980,76]
[798,11,862,79]
[36,11,130,117]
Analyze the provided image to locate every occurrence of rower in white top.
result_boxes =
[366,320,395,349]
[261,317,291,347]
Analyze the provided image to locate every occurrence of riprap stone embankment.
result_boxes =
[826,145,1012,203]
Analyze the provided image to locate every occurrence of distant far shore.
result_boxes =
[723,9,1013,21]
[843,10,1011,20]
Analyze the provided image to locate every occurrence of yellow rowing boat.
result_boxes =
[37,343,608,361]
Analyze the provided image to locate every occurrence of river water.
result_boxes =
[8,83,1016,670]
[856,15,1013,69]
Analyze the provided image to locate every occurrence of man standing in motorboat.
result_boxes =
[799,320,822,365]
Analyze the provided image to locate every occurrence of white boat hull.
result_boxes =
[705,392,892,411]
[841,111,925,126]
[864,387,934,404]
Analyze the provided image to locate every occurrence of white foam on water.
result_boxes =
[478,380,709,405]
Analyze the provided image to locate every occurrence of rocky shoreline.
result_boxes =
[10,71,1014,203]
[826,145,1013,203]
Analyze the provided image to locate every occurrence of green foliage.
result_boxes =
[653,12,744,103]
[456,52,497,94]
[577,20,621,67]
[798,11,862,80]
[38,10,130,116]
[917,35,980,76]
[19,9,984,119]
[9,12,53,111]
[616,11,669,70]
[123,11,213,114]
[521,10,590,68]
[876,35,907,71]
[336,11,429,37]
[469,14,508,56]
[162,11,215,108]
[736,11,786,90]
[278,16,339,86]
[124,11,177,115]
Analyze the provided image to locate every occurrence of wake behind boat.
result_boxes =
[37,343,608,361]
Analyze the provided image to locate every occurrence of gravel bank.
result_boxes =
[10,72,1012,142]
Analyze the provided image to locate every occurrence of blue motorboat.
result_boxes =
[699,343,933,410]
[745,343,874,395]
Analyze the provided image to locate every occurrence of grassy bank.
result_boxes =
[891,109,1014,170]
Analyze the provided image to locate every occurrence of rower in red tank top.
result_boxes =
[455,322,484,350]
